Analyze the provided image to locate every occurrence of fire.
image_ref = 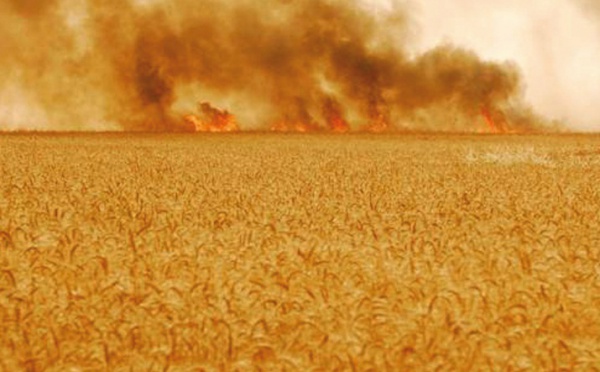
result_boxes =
[269,98,350,133]
[185,102,239,132]
[329,116,349,132]
[323,98,350,133]
[480,107,521,134]
[184,101,526,134]
[481,107,500,133]
[0,0,551,133]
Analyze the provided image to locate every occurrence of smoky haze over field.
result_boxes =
[414,0,600,132]
[0,0,573,132]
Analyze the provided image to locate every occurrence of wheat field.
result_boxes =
[0,133,599,371]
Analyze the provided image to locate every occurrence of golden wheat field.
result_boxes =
[0,133,599,371]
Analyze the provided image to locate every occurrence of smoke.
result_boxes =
[577,0,600,16]
[412,0,600,131]
[0,0,555,132]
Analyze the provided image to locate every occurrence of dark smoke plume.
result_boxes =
[0,0,553,132]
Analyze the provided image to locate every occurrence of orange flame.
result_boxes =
[327,114,350,133]
[481,107,499,133]
[480,107,523,134]
[185,102,239,132]
[481,107,509,134]
[323,98,350,133]
[183,102,529,134]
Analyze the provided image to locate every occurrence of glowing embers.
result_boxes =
[184,102,239,132]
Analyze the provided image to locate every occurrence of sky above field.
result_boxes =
[0,0,599,132]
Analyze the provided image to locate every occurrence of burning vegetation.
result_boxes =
[0,0,555,133]
[184,103,239,133]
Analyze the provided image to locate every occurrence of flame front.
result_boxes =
[185,102,239,133]
[188,103,527,134]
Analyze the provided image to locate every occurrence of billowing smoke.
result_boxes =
[0,0,554,132]
[412,0,600,132]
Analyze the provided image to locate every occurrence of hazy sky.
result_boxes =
[407,0,600,130]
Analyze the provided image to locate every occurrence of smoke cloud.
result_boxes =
[0,0,556,132]
[577,0,600,16]
[412,0,600,131]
